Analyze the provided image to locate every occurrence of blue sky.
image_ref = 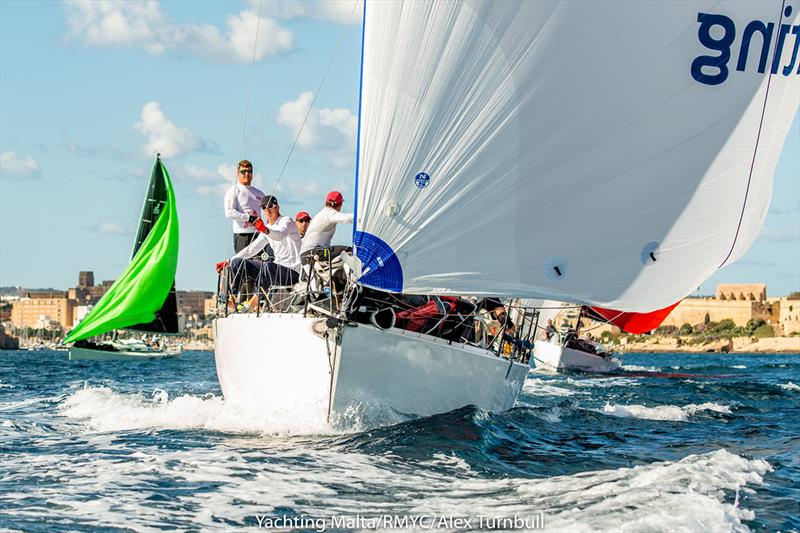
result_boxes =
[1,0,798,297]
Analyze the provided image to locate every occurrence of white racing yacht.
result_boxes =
[213,1,799,423]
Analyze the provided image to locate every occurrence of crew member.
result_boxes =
[223,160,270,255]
[223,195,302,310]
[295,211,312,238]
[300,191,354,255]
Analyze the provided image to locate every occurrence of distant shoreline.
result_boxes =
[621,335,800,354]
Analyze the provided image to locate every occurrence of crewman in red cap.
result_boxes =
[300,191,354,254]
[295,211,311,238]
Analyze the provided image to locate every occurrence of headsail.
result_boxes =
[128,157,179,334]
[63,157,179,344]
[353,1,799,312]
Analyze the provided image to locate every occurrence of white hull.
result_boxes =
[532,340,620,373]
[213,313,529,422]
[69,346,181,361]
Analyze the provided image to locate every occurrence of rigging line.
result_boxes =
[225,0,264,258]
[237,0,265,164]
[718,0,786,269]
[269,0,360,197]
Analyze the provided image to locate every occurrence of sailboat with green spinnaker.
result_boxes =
[64,155,181,361]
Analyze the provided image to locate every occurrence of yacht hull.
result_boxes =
[68,346,181,361]
[532,340,621,373]
[213,313,529,422]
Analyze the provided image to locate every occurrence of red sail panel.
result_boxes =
[586,301,681,334]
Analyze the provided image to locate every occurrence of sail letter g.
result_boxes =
[692,12,736,85]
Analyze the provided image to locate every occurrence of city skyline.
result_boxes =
[1,0,798,296]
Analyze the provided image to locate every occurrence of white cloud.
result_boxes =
[134,101,211,158]
[0,151,40,179]
[277,91,357,151]
[188,162,267,197]
[63,0,294,62]
[95,222,132,236]
[263,0,363,25]
[175,163,217,183]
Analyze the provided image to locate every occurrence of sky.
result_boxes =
[0,0,798,297]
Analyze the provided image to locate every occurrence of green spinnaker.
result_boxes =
[63,159,179,344]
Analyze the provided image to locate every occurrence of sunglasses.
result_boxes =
[297,218,311,223]
[239,169,253,174]
[261,202,278,209]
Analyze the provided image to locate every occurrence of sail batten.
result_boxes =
[353,0,799,312]
[63,158,179,344]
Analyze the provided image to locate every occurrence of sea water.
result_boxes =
[0,350,798,531]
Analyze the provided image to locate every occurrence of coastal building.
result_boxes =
[11,296,76,331]
[660,284,797,333]
[0,325,19,350]
[78,271,94,288]
[68,272,113,305]
[777,297,800,335]
[204,295,217,319]
[177,290,214,319]
[72,305,93,328]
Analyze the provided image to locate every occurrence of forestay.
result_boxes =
[353,0,799,312]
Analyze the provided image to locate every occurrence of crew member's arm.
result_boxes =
[329,211,354,224]
[261,217,292,241]
[232,233,269,260]
[223,187,255,223]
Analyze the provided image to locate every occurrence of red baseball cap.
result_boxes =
[295,211,311,221]
[325,191,344,206]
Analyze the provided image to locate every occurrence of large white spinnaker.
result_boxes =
[353,1,799,312]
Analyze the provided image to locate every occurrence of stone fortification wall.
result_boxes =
[661,298,778,328]
[778,298,800,335]
[715,283,767,302]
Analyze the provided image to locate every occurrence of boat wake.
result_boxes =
[60,386,339,436]
[0,436,768,532]
[59,386,415,436]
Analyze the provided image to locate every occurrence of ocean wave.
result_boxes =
[779,381,800,392]
[565,376,641,388]
[522,378,584,397]
[602,402,733,422]
[621,364,660,372]
[0,444,768,532]
[59,386,338,436]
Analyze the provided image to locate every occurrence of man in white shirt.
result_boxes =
[223,160,270,255]
[300,191,354,255]
[227,195,301,310]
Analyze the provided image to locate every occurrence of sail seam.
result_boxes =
[718,0,786,269]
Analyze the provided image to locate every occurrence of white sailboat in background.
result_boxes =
[214,1,799,423]
[527,301,622,374]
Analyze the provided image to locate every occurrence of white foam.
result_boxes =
[565,376,640,388]
[0,445,767,532]
[621,364,659,372]
[522,378,584,397]
[730,365,747,369]
[779,381,800,392]
[602,402,732,422]
[536,406,564,423]
[60,386,338,436]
